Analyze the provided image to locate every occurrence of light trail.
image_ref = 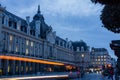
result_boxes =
[0,55,64,66]
[0,75,68,80]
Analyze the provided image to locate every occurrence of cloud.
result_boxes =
[0,0,102,18]
[39,0,102,17]
[0,0,119,59]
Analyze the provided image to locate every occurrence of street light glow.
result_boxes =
[82,54,84,57]
[0,55,64,66]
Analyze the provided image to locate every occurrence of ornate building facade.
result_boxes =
[0,5,76,76]
[90,47,112,71]
[72,40,91,70]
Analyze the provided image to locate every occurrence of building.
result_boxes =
[90,47,112,71]
[72,40,91,70]
[0,5,77,76]
[110,58,116,68]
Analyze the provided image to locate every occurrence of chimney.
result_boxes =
[26,16,30,24]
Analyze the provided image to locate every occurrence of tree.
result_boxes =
[91,1,120,79]
[91,0,120,33]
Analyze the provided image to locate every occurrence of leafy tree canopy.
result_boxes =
[91,0,120,33]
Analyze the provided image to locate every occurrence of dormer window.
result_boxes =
[2,15,5,24]
[13,22,17,29]
[21,25,27,33]
[9,21,12,27]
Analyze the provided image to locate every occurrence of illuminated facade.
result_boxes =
[0,5,75,76]
[72,40,91,69]
[90,47,112,69]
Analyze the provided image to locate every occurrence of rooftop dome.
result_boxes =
[33,5,44,21]
[72,40,88,51]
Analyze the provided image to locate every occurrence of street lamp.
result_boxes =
[82,54,84,58]
[81,54,84,77]
[82,54,84,68]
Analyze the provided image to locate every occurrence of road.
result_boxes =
[71,73,115,80]
[0,72,115,80]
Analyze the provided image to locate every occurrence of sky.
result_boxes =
[0,0,119,59]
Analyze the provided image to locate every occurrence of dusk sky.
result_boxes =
[0,0,119,59]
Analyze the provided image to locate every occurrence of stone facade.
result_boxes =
[72,40,91,70]
[0,5,76,76]
[90,47,113,70]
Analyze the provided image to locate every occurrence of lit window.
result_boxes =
[10,35,12,41]
[96,59,97,61]
[31,41,33,47]
[98,56,100,58]
[18,26,20,30]
[99,62,100,64]
[26,48,28,55]
[16,66,18,72]
[8,66,10,72]
[104,56,106,58]
[104,62,106,64]
[16,46,18,52]
[26,40,29,46]
[101,56,103,58]
[26,66,28,72]
[98,59,100,61]
[30,67,32,71]
[21,66,23,71]
[9,45,11,51]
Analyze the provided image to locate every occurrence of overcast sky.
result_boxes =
[0,0,119,59]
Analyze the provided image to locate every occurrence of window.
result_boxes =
[18,26,20,30]
[10,35,13,41]
[26,40,29,46]
[26,66,28,72]
[98,59,100,61]
[96,59,97,61]
[16,46,18,52]
[26,48,28,55]
[9,21,12,27]
[16,66,18,72]
[13,22,17,29]
[9,45,11,51]
[2,15,5,24]
[104,59,106,61]
[104,56,106,58]
[31,41,33,47]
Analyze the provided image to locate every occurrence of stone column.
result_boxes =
[36,63,39,73]
[28,62,31,74]
[18,61,21,75]
[0,6,4,52]
[43,42,48,58]
[23,62,26,75]
[32,63,35,74]
[3,60,9,75]
[11,60,15,75]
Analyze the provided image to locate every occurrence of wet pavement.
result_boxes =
[71,73,115,80]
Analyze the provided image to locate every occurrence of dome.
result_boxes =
[72,40,88,51]
[33,5,44,21]
[33,13,44,21]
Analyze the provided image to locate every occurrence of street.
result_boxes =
[71,73,115,80]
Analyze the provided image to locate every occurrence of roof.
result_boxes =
[4,10,27,26]
[72,40,88,51]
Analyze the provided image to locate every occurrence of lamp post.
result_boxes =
[81,54,84,77]
[82,54,84,71]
